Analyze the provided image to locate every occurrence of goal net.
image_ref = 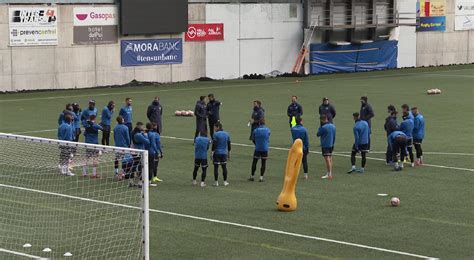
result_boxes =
[0,133,149,259]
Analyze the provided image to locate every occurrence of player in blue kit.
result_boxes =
[113,116,131,180]
[348,112,370,174]
[119,97,133,137]
[388,131,409,171]
[411,107,425,166]
[147,123,163,185]
[317,114,336,180]
[58,114,75,176]
[83,115,103,178]
[400,110,415,167]
[81,100,98,127]
[193,132,210,187]
[291,117,310,180]
[100,101,115,145]
[249,120,270,182]
[212,122,231,187]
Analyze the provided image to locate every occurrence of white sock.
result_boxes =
[115,168,119,174]
[82,166,87,175]
[352,165,356,169]
[259,176,264,180]
[92,167,97,176]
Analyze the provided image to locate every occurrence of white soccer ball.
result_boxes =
[175,110,181,116]
[427,89,434,95]
[390,197,400,207]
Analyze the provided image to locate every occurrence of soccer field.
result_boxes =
[1,65,473,259]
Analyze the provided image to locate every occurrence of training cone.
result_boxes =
[276,139,303,212]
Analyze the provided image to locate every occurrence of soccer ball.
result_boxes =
[390,197,400,207]
[427,89,434,95]
[175,110,181,116]
[186,110,194,116]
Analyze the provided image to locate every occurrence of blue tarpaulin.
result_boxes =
[309,40,398,74]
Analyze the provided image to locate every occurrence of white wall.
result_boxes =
[206,3,303,79]
[396,0,417,68]
[0,4,206,92]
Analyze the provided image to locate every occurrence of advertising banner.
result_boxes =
[455,0,474,30]
[9,7,58,46]
[185,23,224,41]
[121,39,183,67]
[73,7,118,45]
[73,7,118,26]
[417,0,446,31]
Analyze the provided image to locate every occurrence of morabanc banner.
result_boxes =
[121,39,183,67]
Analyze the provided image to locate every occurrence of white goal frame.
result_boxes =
[0,133,150,260]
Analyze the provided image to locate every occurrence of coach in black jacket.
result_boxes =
[206,94,221,138]
[287,95,303,127]
[194,96,208,140]
[147,97,163,134]
[384,105,399,164]
[318,97,336,123]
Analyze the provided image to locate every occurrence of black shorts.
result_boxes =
[413,139,423,144]
[86,149,99,158]
[321,147,333,156]
[406,139,413,147]
[352,144,369,153]
[75,128,81,135]
[102,125,111,133]
[213,154,227,165]
[194,159,208,168]
[253,151,268,159]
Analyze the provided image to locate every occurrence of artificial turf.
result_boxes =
[0,65,473,259]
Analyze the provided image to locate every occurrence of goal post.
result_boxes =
[0,133,149,260]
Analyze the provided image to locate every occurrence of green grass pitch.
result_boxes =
[0,65,473,259]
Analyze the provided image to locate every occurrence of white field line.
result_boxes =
[335,151,474,156]
[7,129,474,172]
[1,67,472,103]
[162,136,474,172]
[0,248,47,259]
[0,183,437,260]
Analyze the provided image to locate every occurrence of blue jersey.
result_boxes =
[317,123,336,148]
[58,110,75,126]
[133,132,149,150]
[147,131,162,156]
[253,125,270,152]
[353,120,370,146]
[407,111,414,120]
[119,106,133,124]
[73,111,81,129]
[81,108,98,126]
[291,125,309,152]
[58,123,74,141]
[400,118,414,138]
[413,113,425,140]
[101,107,114,126]
[194,136,210,160]
[213,131,231,155]
[114,124,131,148]
[388,131,407,150]
[83,121,103,144]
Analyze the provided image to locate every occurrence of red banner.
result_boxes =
[185,23,224,41]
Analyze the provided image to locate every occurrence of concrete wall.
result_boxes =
[416,0,474,66]
[0,4,206,92]
[205,3,303,79]
[1,3,302,91]
[395,0,417,68]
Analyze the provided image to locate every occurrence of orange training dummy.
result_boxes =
[276,139,303,211]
